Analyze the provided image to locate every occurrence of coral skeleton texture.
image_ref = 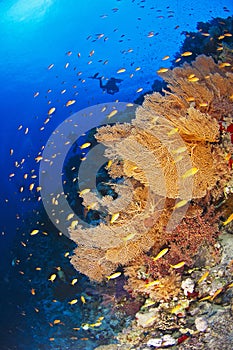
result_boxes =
[69,55,232,298]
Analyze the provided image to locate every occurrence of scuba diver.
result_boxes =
[89,73,122,95]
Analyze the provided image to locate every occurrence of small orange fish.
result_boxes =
[117,68,126,74]
[48,107,56,115]
[188,76,199,82]
[157,67,169,74]
[53,319,61,324]
[66,100,76,107]
[181,51,193,57]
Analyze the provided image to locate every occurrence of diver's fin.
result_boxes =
[89,72,99,79]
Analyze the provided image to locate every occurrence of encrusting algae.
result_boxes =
[69,54,233,302]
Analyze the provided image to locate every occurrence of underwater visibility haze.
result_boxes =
[1,0,233,349]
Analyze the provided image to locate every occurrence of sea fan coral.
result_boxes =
[69,55,232,289]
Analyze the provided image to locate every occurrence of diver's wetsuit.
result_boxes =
[90,73,122,94]
[98,77,122,95]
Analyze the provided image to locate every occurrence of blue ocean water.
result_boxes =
[0,1,233,349]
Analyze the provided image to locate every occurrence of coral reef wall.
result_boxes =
[69,55,232,299]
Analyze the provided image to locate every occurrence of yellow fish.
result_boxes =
[90,322,102,328]
[44,117,50,125]
[136,87,143,93]
[117,68,126,73]
[30,229,39,236]
[70,220,79,229]
[197,271,209,284]
[182,167,199,179]
[186,96,195,102]
[172,146,187,154]
[199,295,211,302]
[174,199,189,209]
[170,261,186,269]
[66,99,76,107]
[181,51,193,56]
[157,67,169,73]
[122,233,136,242]
[71,278,78,286]
[188,77,199,82]
[162,55,170,60]
[80,142,91,149]
[223,213,233,226]
[81,295,86,304]
[97,316,104,321]
[145,315,157,325]
[48,107,56,115]
[145,280,160,288]
[66,213,74,221]
[210,287,223,301]
[29,183,34,191]
[153,248,169,261]
[219,62,231,68]
[106,160,112,169]
[107,109,118,119]
[35,156,43,162]
[106,272,122,280]
[53,320,61,324]
[141,299,156,309]
[167,127,178,136]
[69,299,78,305]
[170,304,182,314]
[110,212,119,224]
[48,274,57,282]
[79,188,90,196]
